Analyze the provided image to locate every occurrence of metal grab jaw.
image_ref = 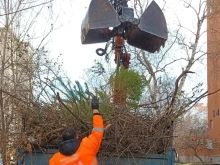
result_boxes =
[81,0,168,53]
[81,0,120,44]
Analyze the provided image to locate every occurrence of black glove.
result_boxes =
[91,96,99,110]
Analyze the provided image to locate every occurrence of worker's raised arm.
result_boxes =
[81,96,104,154]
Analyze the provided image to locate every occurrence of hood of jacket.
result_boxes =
[59,139,80,156]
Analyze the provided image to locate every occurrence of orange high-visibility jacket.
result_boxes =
[49,114,104,165]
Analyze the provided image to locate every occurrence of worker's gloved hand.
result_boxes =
[91,96,99,110]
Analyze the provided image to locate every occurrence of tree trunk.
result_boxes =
[0,1,10,163]
[195,151,205,165]
[0,27,9,165]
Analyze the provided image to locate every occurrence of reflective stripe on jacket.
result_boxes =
[49,114,104,165]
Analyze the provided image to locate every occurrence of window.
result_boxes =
[207,139,213,150]
[213,110,215,117]
[216,109,219,116]
[210,120,213,129]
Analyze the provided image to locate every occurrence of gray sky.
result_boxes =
[45,0,206,79]
[47,0,106,80]
[31,0,207,102]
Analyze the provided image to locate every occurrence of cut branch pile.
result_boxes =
[100,106,173,157]
[22,104,174,157]
[22,105,89,148]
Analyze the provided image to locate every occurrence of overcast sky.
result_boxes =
[28,0,207,102]
[46,0,105,80]
[44,0,206,78]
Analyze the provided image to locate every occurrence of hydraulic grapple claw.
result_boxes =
[81,0,168,52]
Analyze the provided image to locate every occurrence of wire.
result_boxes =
[0,0,56,17]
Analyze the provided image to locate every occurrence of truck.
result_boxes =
[20,148,177,165]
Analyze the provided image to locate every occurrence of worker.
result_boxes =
[49,96,104,165]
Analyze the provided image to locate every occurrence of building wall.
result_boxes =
[0,28,33,163]
[178,156,220,164]
[173,103,220,163]
[0,28,33,101]
[207,0,220,150]
[173,0,220,163]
